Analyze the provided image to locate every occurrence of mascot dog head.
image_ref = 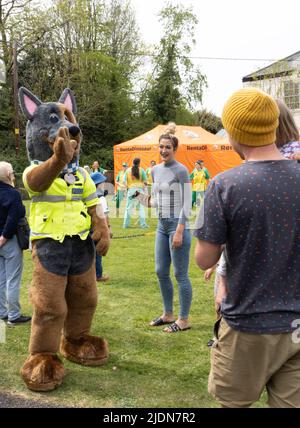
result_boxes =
[19,87,81,163]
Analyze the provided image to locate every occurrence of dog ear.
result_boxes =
[58,88,77,115]
[19,87,42,120]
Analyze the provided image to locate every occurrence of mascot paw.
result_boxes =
[60,335,108,366]
[21,354,65,392]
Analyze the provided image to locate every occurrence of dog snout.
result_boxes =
[68,125,80,137]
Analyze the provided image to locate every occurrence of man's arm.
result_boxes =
[141,168,147,186]
[2,191,26,240]
[204,168,210,180]
[194,240,222,270]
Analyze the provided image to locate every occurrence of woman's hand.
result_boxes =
[172,230,183,249]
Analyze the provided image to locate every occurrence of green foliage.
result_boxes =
[0,0,143,161]
[80,146,114,170]
[0,0,208,169]
[196,109,223,134]
[0,84,13,130]
[0,129,29,173]
[175,108,198,126]
[144,2,207,123]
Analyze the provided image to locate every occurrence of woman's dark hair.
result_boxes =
[131,157,141,180]
[275,99,299,147]
[159,133,179,151]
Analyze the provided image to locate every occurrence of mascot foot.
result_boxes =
[60,335,108,366]
[21,354,65,392]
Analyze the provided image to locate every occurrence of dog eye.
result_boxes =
[50,113,59,123]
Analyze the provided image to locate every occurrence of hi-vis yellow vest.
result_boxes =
[190,168,209,192]
[124,167,147,189]
[23,165,99,242]
[146,167,153,184]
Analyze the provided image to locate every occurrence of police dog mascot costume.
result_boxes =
[19,87,110,392]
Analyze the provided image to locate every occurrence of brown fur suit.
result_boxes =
[19,87,110,392]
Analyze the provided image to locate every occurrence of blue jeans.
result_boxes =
[155,218,192,319]
[0,235,23,321]
[95,253,103,278]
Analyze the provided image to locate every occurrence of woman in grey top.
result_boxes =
[149,133,192,332]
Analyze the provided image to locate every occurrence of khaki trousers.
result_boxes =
[209,318,300,408]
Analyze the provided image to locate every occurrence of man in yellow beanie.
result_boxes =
[194,87,300,408]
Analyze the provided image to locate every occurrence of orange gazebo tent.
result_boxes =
[113,125,242,179]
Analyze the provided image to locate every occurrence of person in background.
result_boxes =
[145,160,156,195]
[190,160,210,208]
[92,161,107,175]
[0,161,31,326]
[194,87,300,408]
[90,172,111,282]
[115,162,128,217]
[275,99,300,159]
[123,158,148,229]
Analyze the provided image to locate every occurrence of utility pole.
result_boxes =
[12,41,20,156]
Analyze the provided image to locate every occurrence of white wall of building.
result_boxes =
[243,78,300,131]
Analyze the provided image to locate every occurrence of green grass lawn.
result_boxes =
[0,198,267,408]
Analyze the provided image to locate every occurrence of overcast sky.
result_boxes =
[131,0,300,116]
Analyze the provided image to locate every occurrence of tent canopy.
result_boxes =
[113,125,242,178]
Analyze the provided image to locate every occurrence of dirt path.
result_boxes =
[0,391,63,408]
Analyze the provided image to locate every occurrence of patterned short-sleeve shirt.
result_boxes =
[194,160,300,333]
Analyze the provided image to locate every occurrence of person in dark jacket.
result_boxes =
[0,161,31,326]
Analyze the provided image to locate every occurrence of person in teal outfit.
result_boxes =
[115,162,128,215]
[123,158,148,229]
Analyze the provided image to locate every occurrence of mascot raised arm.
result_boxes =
[19,87,110,392]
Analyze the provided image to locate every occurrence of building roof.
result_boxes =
[243,50,300,82]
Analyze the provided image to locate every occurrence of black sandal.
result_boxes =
[164,322,191,333]
[149,317,175,327]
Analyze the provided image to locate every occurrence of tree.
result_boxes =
[0,0,48,164]
[8,0,144,169]
[144,2,207,124]
[196,109,222,134]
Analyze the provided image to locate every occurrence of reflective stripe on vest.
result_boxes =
[32,195,66,202]
[30,228,90,238]
[32,195,85,202]
[83,192,98,202]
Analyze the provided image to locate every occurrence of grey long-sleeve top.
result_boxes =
[151,160,192,224]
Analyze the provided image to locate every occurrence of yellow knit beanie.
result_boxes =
[222,87,279,146]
